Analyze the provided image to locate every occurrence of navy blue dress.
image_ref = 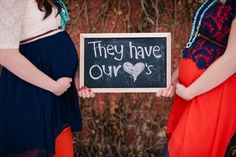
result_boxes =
[0,31,82,157]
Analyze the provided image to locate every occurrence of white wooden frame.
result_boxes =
[80,33,171,93]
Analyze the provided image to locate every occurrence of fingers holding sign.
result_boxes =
[78,86,95,99]
[156,85,176,98]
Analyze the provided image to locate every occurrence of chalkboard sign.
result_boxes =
[80,33,171,93]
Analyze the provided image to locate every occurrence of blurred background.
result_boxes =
[64,0,236,156]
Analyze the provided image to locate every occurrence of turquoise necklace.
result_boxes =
[186,0,217,48]
[53,0,70,30]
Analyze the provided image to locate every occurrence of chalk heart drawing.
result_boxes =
[123,62,145,82]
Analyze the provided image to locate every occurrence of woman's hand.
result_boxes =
[156,84,176,97]
[78,86,95,98]
[51,77,72,96]
[156,67,179,98]
[175,83,194,101]
[74,70,95,99]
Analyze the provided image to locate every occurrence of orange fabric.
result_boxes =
[53,127,74,157]
[166,58,236,157]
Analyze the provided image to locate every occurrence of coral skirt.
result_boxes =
[166,58,236,157]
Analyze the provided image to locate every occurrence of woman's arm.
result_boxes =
[171,66,179,84]
[176,19,236,100]
[0,49,72,96]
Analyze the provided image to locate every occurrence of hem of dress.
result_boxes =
[0,124,82,157]
[48,123,82,157]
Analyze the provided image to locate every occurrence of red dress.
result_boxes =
[167,1,236,156]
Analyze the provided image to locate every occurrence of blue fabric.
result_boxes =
[231,0,236,17]
[0,31,82,157]
[160,144,170,157]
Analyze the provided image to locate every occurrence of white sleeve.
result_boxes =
[0,0,27,49]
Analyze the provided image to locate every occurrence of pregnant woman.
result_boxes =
[0,0,94,157]
[157,0,236,156]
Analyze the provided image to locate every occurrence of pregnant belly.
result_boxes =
[179,58,205,87]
